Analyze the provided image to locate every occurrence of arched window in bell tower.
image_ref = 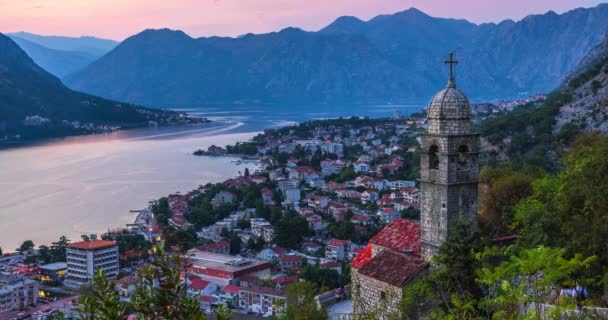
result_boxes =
[429,145,439,170]
[457,145,468,170]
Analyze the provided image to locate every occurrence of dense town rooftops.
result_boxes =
[369,218,420,255]
[68,239,116,250]
[188,251,270,278]
[357,250,427,287]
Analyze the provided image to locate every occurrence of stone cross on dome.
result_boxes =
[444,51,458,86]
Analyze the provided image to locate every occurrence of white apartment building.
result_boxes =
[0,279,38,312]
[65,239,119,288]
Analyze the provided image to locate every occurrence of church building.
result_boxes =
[351,52,480,318]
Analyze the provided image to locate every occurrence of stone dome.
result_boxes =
[427,79,470,120]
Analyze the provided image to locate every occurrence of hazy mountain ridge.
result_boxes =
[0,33,171,139]
[7,32,118,79]
[7,32,118,57]
[7,35,98,78]
[66,4,608,107]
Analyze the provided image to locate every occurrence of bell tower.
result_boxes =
[419,52,480,261]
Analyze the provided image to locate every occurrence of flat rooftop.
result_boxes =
[188,250,269,273]
[69,239,116,250]
[39,262,67,271]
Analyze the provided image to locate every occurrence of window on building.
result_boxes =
[380,291,386,300]
[429,145,439,170]
[457,145,468,170]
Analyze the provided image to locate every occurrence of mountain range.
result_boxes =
[7,32,118,79]
[0,33,171,140]
[62,4,608,107]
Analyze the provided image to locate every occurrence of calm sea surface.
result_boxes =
[0,104,420,251]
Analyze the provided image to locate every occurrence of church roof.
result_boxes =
[369,218,420,255]
[428,78,470,121]
[357,250,427,287]
[351,244,372,269]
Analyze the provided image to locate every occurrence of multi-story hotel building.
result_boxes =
[65,239,119,288]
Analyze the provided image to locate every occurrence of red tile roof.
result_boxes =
[272,246,288,256]
[240,275,259,283]
[369,218,420,255]
[242,286,285,296]
[198,240,230,252]
[69,240,116,250]
[357,250,427,287]
[223,285,242,294]
[116,276,137,286]
[304,242,320,248]
[320,261,341,269]
[328,239,350,247]
[273,275,299,285]
[189,275,210,290]
[351,244,372,269]
[280,255,303,262]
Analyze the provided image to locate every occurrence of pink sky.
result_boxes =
[0,0,605,40]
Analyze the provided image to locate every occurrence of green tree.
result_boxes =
[327,221,356,241]
[165,227,198,252]
[334,166,357,183]
[230,236,241,255]
[477,246,597,319]
[18,240,35,253]
[215,304,232,320]
[511,134,608,277]
[479,166,536,237]
[152,198,172,225]
[300,265,345,289]
[49,235,70,262]
[282,282,328,320]
[402,219,484,319]
[188,205,214,228]
[38,245,52,264]
[75,269,129,320]
[275,212,311,249]
[131,244,206,320]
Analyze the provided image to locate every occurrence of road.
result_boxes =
[0,296,77,320]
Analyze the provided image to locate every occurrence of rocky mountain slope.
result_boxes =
[0,33,171,140]
[556,36,608,134]
[477,33,608,171]
[64,4,608,107]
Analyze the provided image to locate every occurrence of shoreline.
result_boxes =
[0,118,210,151]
